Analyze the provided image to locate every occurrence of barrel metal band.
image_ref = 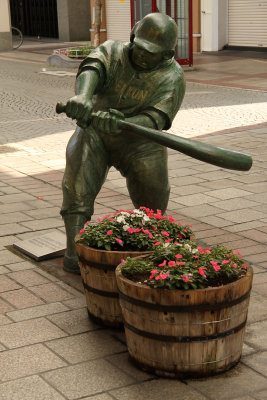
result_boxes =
[124,319,247,343]
[79,256,115,271]
[118,288,251,312]
[83,282,119,298]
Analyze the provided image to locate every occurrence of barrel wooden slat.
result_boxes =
[116,264,253,377]
[75,236,151,327]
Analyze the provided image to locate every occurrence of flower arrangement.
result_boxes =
[77,207,193,251]
[120,241,247,290]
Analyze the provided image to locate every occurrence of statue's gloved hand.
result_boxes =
[91,109,124,134]
[65,94,93,129]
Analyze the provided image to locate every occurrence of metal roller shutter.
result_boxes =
[106,0,131,42]
[228,0,267,47]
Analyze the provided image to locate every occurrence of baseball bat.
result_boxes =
[56,102,252,171]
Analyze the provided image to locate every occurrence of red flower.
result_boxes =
[158,260,167,267]
[222,260,230,264]
[161,231,169,237]
[154,241,161,246]
[213,265,221,272]
[242,264,247,270]
[106,230,113,235]
[199,267,207,277]
[168,261,176,267]
[182,275,189,282]
[176,261,185,266]
[116,238,123,244]
[80,228,85,235]
[175,254,183,259]
[150,269,158,279]
[127,228,134,233]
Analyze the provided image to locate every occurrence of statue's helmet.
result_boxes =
[132,13,178,53]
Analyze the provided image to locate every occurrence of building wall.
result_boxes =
[192,0,201,52]
[106,0,131,42]
[0,0,12,51]
[57,0,91,41]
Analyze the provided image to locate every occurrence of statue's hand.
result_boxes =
[92,109,124,134]
[65,94,93,129]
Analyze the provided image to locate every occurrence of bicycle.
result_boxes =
[11,26,23,49]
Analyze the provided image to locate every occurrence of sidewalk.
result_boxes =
[0,42,267,400]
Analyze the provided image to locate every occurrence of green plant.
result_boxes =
[67,46,95,59]
[121,241,247,290]
[78,207,193,251]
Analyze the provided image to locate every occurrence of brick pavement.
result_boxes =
[0,43,266,399]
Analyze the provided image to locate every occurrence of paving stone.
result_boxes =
[171,184,208,196]
[0,317,67,348]
[214,198,259,211]
[5,261,35,271]
[178,204,221,218]
[81,394,115,400]
[225,221,266,233]
[106,353,153,381]
[0,249,25,265]
[0,344,67,381]
[242,343,258,357]
[0,315,12,325]
[7,302,68,322]
[0,298,14,313]
[197,215,234,227]
[0,265,9,274]
[241,229,267,243]
[21,217,63,230]
[24,207,61,219]
[47,308,98,334]
[245,320,267,350]
[7,269,51,287]
[252,283,267,297]
[242,351,267,377]
[0,223,31,236]
[253,390,267,400]
[207,187,253,200]
[188,363,267,400]
[110,379,208,400]
[29,282,76,302]
[1,288,45,309]
[0,375,66,400]
[0,212,32,225]
[42,359,135,399]
[200,179,242,189]
[0,275,21,292]
[217,209,267,224]
[172,193,216,206]
[46,330,126,364]
[62,297,87,309]
[247,292,267,324]
[0,193,36,204]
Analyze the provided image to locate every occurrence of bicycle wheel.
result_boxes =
[11,26,23,49]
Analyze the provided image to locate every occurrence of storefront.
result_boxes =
[105,0,193,66]
[228,0,267,48]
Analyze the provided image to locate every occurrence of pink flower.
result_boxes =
[158,260,167,267]
[80,228,85,235]
[116,238,123,244]
[199,267,207,277]
[182,275,189,282]
[210,261,218,267]
[154,241,161,246]
[175,254,183,259]
[197,247,205,254]
[222,260,230,264]
[133,228,141,233]
[127,228,134,233]
[161,231,169,237]
[168,261,176,267]
[150,269,158,279]
[176,261,185,266]
[159,271,170,280]
[85,221,90,226]
[213,265,221,272]
[106,230,113,235]
[168,217,176,223]
[242,264,247,270]
[232,263,238,270]
[120,259,124,265]
[234,250,242,257]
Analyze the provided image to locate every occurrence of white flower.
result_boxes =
[192,248,198,254]
[116,216,125,224]
[143,215,150,222]
[123,224,130,231]
[184,244,192,252]
[163,242,170,248]
[120,212,130,217]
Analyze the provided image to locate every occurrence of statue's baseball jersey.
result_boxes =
[78,40,185,130]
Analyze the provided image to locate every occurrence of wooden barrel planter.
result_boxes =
[116,263,253,378]
[75,235,151,328]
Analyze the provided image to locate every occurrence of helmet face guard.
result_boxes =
[133,13,178,54]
